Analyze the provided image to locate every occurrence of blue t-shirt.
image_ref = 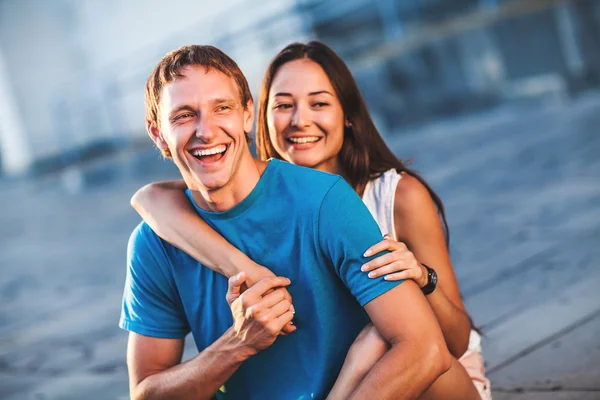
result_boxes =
[120,159,404,399]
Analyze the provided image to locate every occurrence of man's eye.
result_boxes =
[175,113,193,121]
[217,105,231,112]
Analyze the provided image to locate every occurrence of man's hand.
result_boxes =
[229,273,297,355]
[231,267,296,335]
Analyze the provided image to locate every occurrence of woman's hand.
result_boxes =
[361,234,428,287]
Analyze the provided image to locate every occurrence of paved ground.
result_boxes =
[1,93,599,399]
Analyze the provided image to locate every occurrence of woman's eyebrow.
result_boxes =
[273,90,333,97]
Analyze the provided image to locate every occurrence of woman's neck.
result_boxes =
[313,157,363,195]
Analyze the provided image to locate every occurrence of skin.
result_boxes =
[148,66,259,212]
[132,60,480,399]
[267,59,346,175]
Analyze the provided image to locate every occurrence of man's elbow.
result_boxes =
[130,378,153,400]
[130,375,161,400]
[426,339,453,378]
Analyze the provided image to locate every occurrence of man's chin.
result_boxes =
[193,173,231,192]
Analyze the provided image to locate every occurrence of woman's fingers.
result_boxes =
[362,252,404,272]
[365,261,407,278]
[281,321,296,335]
[363,237,405,257]
[226,272,247,305]
[382,268,423,282]
[366,260,424,281]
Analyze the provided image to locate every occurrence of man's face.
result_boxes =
[150,66,254,192]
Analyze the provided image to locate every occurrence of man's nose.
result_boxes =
[195,118,216,142]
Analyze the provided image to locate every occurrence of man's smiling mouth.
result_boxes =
[189,144,229,163]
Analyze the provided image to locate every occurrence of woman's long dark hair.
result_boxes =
[256,41,450,244]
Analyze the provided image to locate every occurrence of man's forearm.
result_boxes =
[133,328,254,400]
[348,341,450,400]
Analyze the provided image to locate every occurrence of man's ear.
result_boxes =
[243,98,255,136]
[147,120,171,158]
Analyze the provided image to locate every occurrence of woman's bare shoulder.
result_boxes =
[393,172,437,216]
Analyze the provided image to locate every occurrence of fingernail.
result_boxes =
[368,271,376,278]
[286,278,291,284]
[363,250,372,257]
[290,305,296,314]
[361,264,368,272]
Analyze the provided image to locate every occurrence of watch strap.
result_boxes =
[421,263,438,295]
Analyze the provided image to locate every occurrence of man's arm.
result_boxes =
[316,179,451,399]
[349,280,452,399]
[126,275,294,400]
[127,330,252,400]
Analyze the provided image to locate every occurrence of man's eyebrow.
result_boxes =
[168,105,195,119]
[211,97,237,105]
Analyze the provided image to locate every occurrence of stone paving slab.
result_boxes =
[493,392,600,400]
[483,276,600,373]
[490,312,600,391]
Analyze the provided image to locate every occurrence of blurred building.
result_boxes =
[0,0,308,175]
[0,0,598,176]
[299,0,600,130]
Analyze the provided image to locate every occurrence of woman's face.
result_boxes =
[266,59,346,174]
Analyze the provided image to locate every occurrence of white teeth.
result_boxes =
[289,136,320,144]
[192,144,227,157]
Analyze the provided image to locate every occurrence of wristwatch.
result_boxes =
[420,264,437,295]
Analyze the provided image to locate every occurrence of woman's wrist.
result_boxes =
[418,263,429,288]
[223,250,259,278]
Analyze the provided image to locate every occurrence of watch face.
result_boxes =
[431,269,438,286]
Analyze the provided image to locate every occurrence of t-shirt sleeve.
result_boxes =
[317,178,405,306]
[119,222,190,338]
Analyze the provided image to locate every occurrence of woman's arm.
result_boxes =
[131,180,253,277]
[132,180,293,285]
[392,173,471,357]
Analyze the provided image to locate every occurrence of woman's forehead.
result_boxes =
[271,59,334,95]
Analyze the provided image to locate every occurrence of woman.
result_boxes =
[132,41,491,399]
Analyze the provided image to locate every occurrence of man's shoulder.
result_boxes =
[129,221,160,248]
[127,221,178,264]
[271,159,343,197]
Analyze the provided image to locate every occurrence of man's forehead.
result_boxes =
[160,66,239,109]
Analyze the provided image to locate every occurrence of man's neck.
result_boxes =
[191,157,268,212]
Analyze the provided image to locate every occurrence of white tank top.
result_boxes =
[361,169,402,240]
[362,169,484,357]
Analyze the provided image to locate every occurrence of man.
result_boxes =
[120,44,451,399]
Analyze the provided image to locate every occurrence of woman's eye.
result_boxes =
[275,103,292,110]
[313,102,328,108]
